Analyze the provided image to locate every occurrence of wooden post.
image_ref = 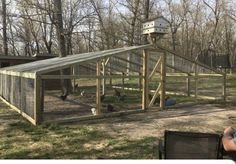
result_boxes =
[122,72,125,91]
[139,72,142,91]
[222,72,226,101]
[160,51,166,110]
[127,53,131,79]
[41,79,45,112]
[102,60,106,95]
[72,66,76,93]
[186,74,190,96]
[142,49,149,110]
[109,62,112,88]
[34,76,43,125]
[194,63,198,101]
[96,60,101,115]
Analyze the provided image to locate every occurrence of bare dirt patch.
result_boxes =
[67,103,236,139]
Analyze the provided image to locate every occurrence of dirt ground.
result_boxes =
[75,102,236,139]
[2,100,236,139]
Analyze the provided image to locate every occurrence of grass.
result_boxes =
[1,73,236,159]
[0,121,159,159]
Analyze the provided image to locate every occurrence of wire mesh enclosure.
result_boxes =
[0,44,227,125]
[0,74,35,122]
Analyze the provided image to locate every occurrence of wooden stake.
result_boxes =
[222,72,226,101]
[72,66,76,93]
[142,49,149,110]
[186,75,190,96]
[96,60,101,115]
[160,51,166,110]
[122,72,125,91]
[194,63,198,101]
[34,76,43,125]
[41,79,45,112]
[102,60,106,95]
[139,72,142,91]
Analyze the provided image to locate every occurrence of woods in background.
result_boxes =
[0,0,236,68]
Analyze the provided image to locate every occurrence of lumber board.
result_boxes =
[96,60,101,115]
[142,49,149,110]
[44,109,144,124]
[160,52,166,110]
[148,57,161,80]
[34,76,42,125]
[40,74,143,79]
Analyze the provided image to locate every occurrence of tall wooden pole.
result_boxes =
[96,60,101,115]
[142,49,149,110]
[160,51,166,110]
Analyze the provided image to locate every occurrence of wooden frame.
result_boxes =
[160,51,166,110]
[142,49,149,110]
[96,60,102,115]
[34,76,43,125]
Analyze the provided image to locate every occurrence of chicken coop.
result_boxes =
[0,45,157,125]
[0,17,226,125]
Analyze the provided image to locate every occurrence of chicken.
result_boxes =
[119,95,126,102]
[107,104,115,112]
[60,93,68,101]
[100,94,106,102]
[91,108,96,115]
[80,90,85,96]
[114,88,121,97]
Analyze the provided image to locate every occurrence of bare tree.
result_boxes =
[53,0,72,97]
[2,0,8,55]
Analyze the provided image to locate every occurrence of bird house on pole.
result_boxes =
[142,16,169,44]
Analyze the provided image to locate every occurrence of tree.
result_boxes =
[2,0,8,55]
[143,0,149,44]
[53,0,72,96]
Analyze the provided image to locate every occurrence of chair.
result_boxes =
[159,130,223,159]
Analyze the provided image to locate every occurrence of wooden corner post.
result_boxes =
[34,75,43,125]
[194,63,198,101]
[222,72,226,101]
[160,51,166,110]
[96,60,102,115]
[186,74,190,96]
[102,59,106,95]
[142,49,149,110]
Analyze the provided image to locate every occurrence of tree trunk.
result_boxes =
[2,0,8,55]
[143,0,149,44]
[53,0,72,95]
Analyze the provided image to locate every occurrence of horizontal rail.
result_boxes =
[41,74,144,79]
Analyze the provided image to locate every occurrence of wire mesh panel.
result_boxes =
[2,74,11,102]
[0,73,35,121]
[10,76,21,109]
[0,73,2,96]
[21,77,35,119]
